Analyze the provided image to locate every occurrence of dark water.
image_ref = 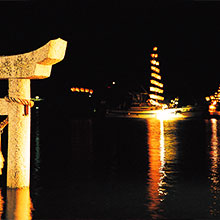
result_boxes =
[1,107,220,219]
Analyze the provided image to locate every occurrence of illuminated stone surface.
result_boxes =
[0,38,67,79]
[0,38,67,188]
[0,99,8,115]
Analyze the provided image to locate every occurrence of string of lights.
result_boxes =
[149,47,164,104]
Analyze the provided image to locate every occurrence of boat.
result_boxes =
[106,46,172,118]
[205,84,220,117]
[106,46,208,119]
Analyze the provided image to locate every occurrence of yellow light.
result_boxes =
[75,88,80,92]
[205,97,210,101]
[209,105,216,111]
[153,47,158,51]
[149,99,160,106]
[85,88,89,93]
[150,80,163,88]
[89,89,93,94]
[149,94,164,101]
[150,60,157,65]
[80,88,85,92]
[156,110,174,120]
[150,60,159,66]
[156,109,181,120]
[151,73,161,80]
[151,66,160,73]
[151,54,158,58]
[150,86,163,93]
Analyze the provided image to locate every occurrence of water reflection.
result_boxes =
[146,118,178,218]
[34,108,40,175]
[208,118,220,216]
[0,189,4,219]
[33,108,41,181]
[6,188,33,220]
[71,119,93,178]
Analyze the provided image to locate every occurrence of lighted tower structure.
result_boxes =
[149,47,164,106]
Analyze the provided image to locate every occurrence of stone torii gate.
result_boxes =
[0,38,67,188]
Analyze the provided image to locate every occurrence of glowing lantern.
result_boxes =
[205,97,210,102]
[150,86,163,93]
[85,88,89,93]
[151,66,160,73]
[151,54,158,58]
[80,88,85,92]
[153,47,158,51]
[149,94,164,101]
[150,60,157,65]
[151,73,161,80]
[209,105,216,111]
[150,80,163,88]
[89,89,93,94]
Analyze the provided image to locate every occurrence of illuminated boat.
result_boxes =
[205,84,220,117]
[106,47,208,119]
[106,46,170,118]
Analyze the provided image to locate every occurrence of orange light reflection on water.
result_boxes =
[147,119,166,215]
[6,188,33,220]
[208,118,220,217]
[0,189,4,220]
[146,118,178,217]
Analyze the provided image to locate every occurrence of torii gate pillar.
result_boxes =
[0,38,67,188]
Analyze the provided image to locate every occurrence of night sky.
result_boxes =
[0,0,220,105]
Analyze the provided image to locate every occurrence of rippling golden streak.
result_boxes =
[147,118,180,217]
[209,118,220,216]
[6,188,33,220]
[147,119,168,211]
[159,120,167,200]
[211,119,218,169]
[147,119,162,212]
[0,189,4,219]
[160,120,165,168]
